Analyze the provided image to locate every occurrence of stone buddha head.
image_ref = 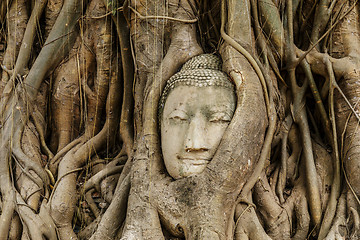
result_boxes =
[159,54,236,179]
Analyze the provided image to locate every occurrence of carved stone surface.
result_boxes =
[160,54,236,179]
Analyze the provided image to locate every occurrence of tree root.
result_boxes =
[48,137,83,174]
[1,0,28,85]
[0,161,16,240]
[84,161,123,193]
[85,190,100,218]
[109,2,134,158]
[16,193,57,240]
[50,49,121,237]
[1,0,359,239]
[90,174,130,239]
[234,204,272,240]
[9,213,22,240]
[0,4,93,236]
[11,0,48,79]
[324,193,347,240]
[285,0,322,226]
[78,216,101,240]
[44,0,64,39]
[13,121,49,199]
[253,173,291,239]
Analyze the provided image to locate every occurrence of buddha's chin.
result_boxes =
[174,161,209,179]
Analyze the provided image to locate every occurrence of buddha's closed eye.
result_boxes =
[168,110,188,122]
[208,113,232,123]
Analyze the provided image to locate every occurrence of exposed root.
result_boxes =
[84,161,123,192]
[50,48,121,237]
[109,3,134,158]
[234,204,272,240]
[85,189,101,218]
[253,173,291,239]
[16,193,57,240]
[1,0,28,85]
[1,0,360,239]
[89,174,130,239]
[48,137,83,174]
[324,193,347,240]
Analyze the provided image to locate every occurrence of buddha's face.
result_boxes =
[161,85,236,179]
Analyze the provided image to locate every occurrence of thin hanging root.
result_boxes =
[0,0,28,113]
[256,0,285,59]
[220,0,270,115]
[301,60,332,140]
[128,6,198,23]
[45,169,55,186]
[277,115,292,204]
[343,162,360,207]
[13,155,43,196]
[250,0,269,67]
[318,58,342,240]
[340,98,360,158]
[296,0,358,66]
[250,0,286,87]
[332,80,360,123]
[285,0,322,228]
[30,108,54,159]
[108,3,134,157]
[234,204,272,240]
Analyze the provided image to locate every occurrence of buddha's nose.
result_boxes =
[184,116,209,152]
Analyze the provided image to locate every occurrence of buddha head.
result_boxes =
[159,54,236,179]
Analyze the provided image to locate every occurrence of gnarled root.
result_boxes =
[324,193,347,240]
[234,203,272,240]
[16,194,57,240]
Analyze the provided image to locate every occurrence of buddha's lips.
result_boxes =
[179,158,210,165]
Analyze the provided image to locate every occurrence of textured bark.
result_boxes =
[0,0,360,239]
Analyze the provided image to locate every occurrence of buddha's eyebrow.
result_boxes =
[207,105,234,116]
[168,108,188,116]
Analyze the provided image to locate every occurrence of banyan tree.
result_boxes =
[0,0,360,239]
